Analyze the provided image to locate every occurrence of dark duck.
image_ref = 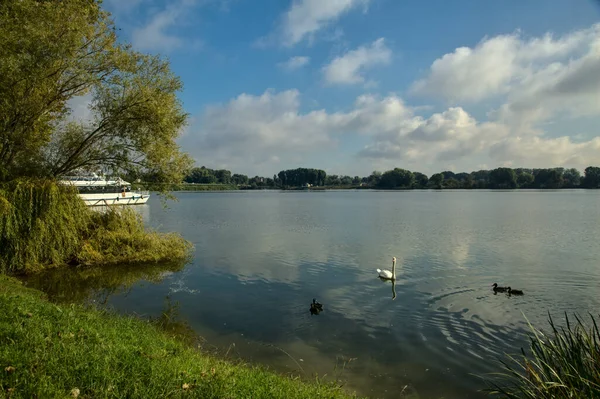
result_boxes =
[492,283,508,293]
[310,298,323,315]
[507,287,524,295]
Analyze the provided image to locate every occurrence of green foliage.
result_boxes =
[429,173,444,189]
[0,179,192,274]
[378,168,415,189]
[412,172,429,188]
[0,179,91,272]
[489,168,517,189]
[0,0,191,188]
[180,163,600,191]
[488,314,600,399]
[533,168,564,189]
[583,167,600,188]
[278,168,327,187]
[563,168,581,188]
[516,169,534,188]
[0,275,358,398]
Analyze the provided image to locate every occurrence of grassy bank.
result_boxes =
[0,275,356,398]
[0,179,192,274]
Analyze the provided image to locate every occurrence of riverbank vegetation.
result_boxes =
[0,179,191,274]
[0,0,194,273]
[489,314,600,398]
[176,166,600,191]
[0,275,356,399]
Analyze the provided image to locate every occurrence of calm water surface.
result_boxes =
[26,190,600,398]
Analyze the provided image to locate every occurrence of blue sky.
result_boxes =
[101,0,600,176]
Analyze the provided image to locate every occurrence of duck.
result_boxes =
[312,298,323,311]
[377,257,396,280]
[507,287,524,295]
[310,298,323,315]
[492,283,508,293]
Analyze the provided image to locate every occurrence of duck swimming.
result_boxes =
[312,298,323,310]
[310,298,323,315]
[492,283,508,293]
[507,287,524,295]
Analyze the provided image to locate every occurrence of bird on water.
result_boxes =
[492,283,508,293]
[377,257,396,280]
[507,287,524,295]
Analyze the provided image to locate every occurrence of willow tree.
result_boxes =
[0,0,191,184]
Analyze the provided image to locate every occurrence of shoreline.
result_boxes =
[0,275,358,399]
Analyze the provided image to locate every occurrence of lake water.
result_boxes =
[25,190,600,398]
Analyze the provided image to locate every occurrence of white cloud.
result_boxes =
[180,86,600,176]
[131,0,201,52]
[358,106,511,166]
[279,0,369,47]
[411,24,600,104]
[489,136,600,168]
[322,38,391,85]
[181,23,600,176]
[278,56,311,71]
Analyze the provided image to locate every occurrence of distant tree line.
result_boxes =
[371,166,600,189]
[183,166,275,189]
[178,166,600,190]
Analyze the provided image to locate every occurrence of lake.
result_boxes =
[24,190,600,398]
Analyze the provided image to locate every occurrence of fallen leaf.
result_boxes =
[4,366,15,373]
[182,383,190,390]
[70,388,80,398]
[26,313,33,318]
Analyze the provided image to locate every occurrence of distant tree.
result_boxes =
[471,170,490,188]
[489,167,517,189]
[325,174,341,186]
[378,168,414,189]
[429,173,444,189]
[516,170,534,188]
[441,171,456,180]
[412,172,429,189]
[534,168,563,189]
[340,175,353,185]
[582,166,600,188]
[232,174,248,185]
[443,178,460,189]
[563,168,581,188]
[367,171,382,187]
[454,172,470,182]
[352,176,361,185]
[276,168,326,187]
[463,174,474,189]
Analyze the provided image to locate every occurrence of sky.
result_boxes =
[99,0,600,177]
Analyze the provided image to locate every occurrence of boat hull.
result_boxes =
[79,192,150,207]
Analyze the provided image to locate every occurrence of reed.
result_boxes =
[488,313,600,398]
[0,179,192,274]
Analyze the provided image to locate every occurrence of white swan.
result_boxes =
[377,257,396,280]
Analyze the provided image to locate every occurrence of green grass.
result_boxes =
[0,178,192,274]
[0,275,358,399]
[487,314,600,398]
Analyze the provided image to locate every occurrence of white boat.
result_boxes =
[59,172,150,207]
